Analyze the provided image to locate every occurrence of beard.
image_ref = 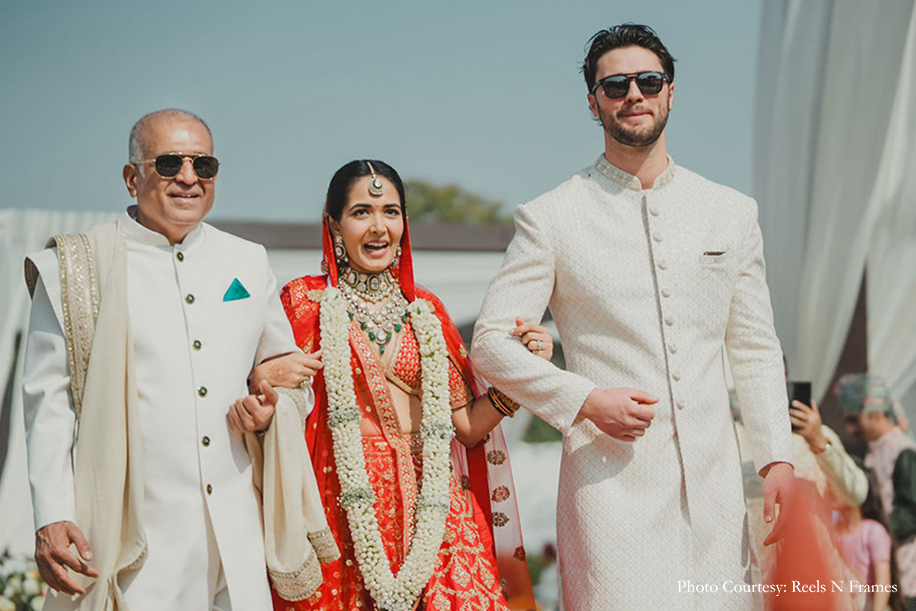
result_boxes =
[599,102,669,148]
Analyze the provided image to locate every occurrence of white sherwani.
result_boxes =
[23,211,300,610]
[472,156,793,611]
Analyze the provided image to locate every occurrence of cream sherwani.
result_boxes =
[472,156,793,611]
[23,211,302,610]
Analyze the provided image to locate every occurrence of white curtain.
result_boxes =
[867,6,916,405]
[753,0,833,375]
[755,0,916,403]
[0,209,115,555]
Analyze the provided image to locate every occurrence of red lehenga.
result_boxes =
[272,216,535,611]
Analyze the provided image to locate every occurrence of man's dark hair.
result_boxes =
[582,24,676,92]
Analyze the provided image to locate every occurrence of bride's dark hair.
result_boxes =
[325,159,406,221]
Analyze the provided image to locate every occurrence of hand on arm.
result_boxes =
[452,319,554,447]
[35,521,99,595]
[249,351,322,393]
[578,388,658,442]
[510,318,554,361]
[789,400,829,453]
[229,380,279,433]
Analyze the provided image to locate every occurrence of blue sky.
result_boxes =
[0,1,762,221]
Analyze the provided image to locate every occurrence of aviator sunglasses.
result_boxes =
[591,71,669,99]
[137,153,220,180]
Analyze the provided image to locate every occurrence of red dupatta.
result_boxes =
[277,211,535,610]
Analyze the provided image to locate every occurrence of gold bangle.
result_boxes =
[487,386,520,418]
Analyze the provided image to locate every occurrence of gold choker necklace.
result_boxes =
[339,267,409,354]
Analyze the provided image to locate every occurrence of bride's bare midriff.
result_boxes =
[359,378,423,436]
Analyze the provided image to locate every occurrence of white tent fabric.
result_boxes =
[867,7,916,406]
[0,209,116,556]
[755,0,916,406]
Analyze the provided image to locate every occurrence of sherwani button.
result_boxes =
[672,371,682,381]
[657,259,667,270]
[653,232,662,242]
[176,252,184,262]
[676,399,685,409]
[193,340,202,350]
[206,484,212,495]
[661,288,671,298]
[202,436,210,446]
[185,294,195,304]
[668,344,678,354]
[198,386,208,397]
[649,204,660,216]
[665,316,674,326]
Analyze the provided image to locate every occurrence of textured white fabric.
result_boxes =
[23,213,298,610]
[755,0,916,404]
[753,0,832,375]
[472,156,793,611]
[867,5,916,405]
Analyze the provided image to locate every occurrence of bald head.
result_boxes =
[128,109,213,166]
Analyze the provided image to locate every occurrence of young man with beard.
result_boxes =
[472,24,794,610]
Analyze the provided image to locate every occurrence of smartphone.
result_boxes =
[787,381,812,431]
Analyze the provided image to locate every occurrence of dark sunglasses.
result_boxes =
[592,71,668,99]
[138,153,220,180]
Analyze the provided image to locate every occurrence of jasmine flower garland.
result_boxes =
[320,288,453,611]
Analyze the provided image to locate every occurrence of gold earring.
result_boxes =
[390,245,402,269]
[334,235,348,263]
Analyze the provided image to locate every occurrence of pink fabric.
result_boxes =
[839,519,892,586]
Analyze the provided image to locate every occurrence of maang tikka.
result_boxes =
[367,161,385,196]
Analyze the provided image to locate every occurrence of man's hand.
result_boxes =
[789,400,829,453]
[35,521,99,595]
[249,351,322,393]
[762,462,795,545]
[579,388,658,441]
[229,380,279,433]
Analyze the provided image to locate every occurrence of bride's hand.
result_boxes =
[249,350,322,392]
[510,318,554,361]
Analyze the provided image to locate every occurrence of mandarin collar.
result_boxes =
[595,153,676,192]
[122,205,205,250]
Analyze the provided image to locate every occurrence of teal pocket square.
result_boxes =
[223,278,251,301]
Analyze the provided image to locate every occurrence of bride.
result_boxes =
[256,160,550,611]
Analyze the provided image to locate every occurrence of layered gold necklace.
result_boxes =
[338,266,409,354]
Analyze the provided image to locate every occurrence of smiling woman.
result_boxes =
[327,163,405,277]
[252,159,544,610]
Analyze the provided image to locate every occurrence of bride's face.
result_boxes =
[333,175,404,274]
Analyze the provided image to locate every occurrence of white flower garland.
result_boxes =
[320,288,454,611]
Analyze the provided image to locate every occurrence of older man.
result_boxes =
[22,109,329,611]
[472,25,794,610]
